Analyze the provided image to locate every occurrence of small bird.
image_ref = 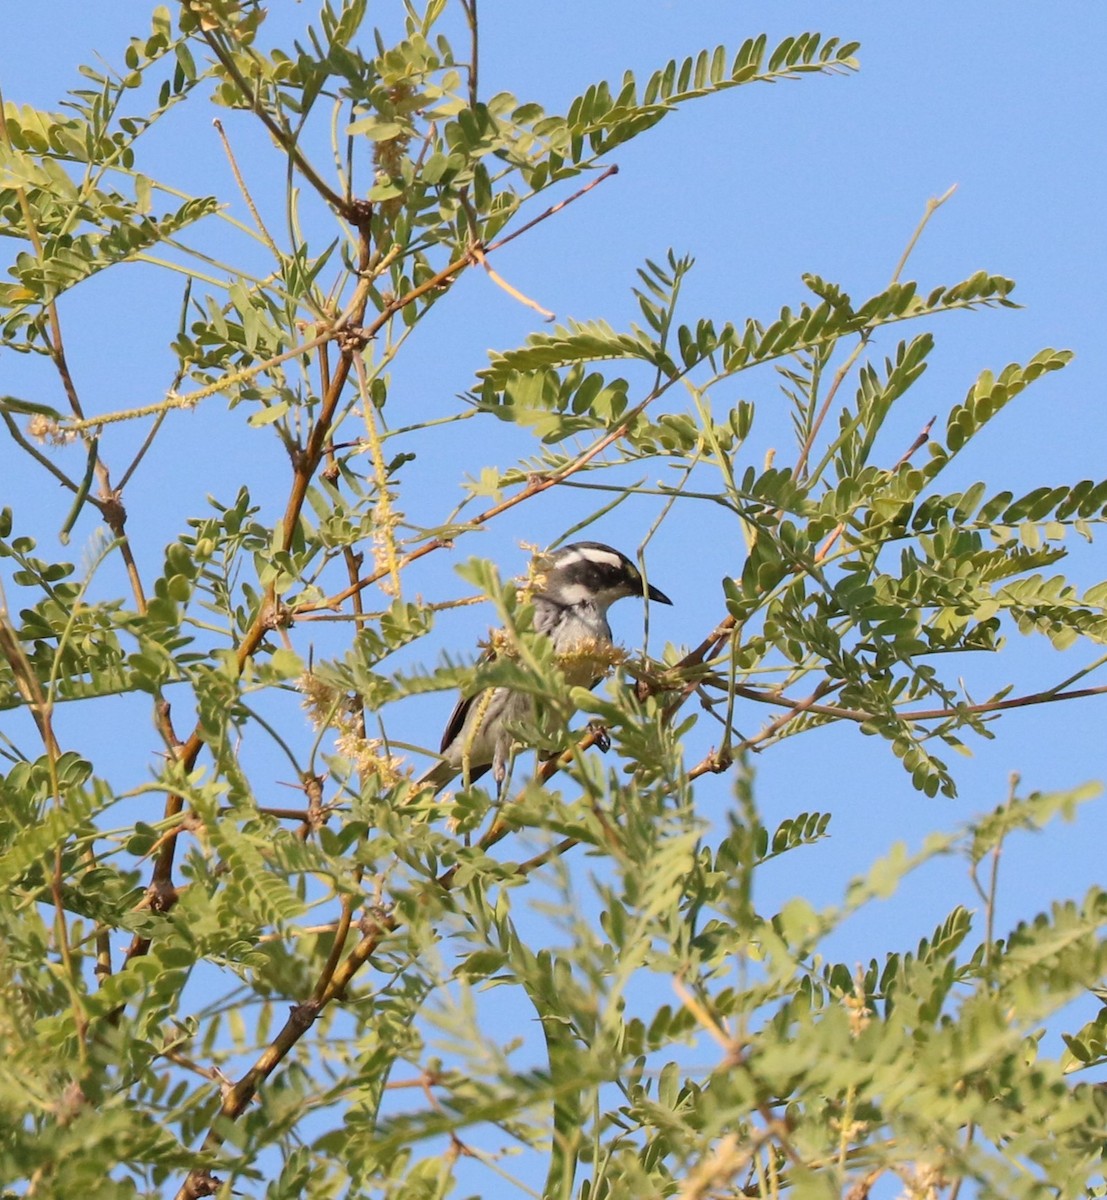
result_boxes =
[419,542,672,792]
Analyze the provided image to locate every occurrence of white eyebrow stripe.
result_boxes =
[558,547,625,572]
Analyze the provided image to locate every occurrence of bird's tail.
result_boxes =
[414,757,492,795]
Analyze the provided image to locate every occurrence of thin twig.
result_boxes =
[213,117,282,260]
[471,245,555,320]
[486,165,619,255]
[683,679,1107,779]
[199,28,347,214]
[0,410,90,501]
[891,184,958,285]
[814,416,935,562]
[794,185,956,480]
[461,0,479,110]
[306,367,686,613]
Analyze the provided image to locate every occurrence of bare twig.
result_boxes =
[199,28,347,214]
[305,365,684,613]
[794,185,956,480]
[0,585,59,759]
[213,117,282,260]
[471,245,555,320]
[461,0,479,110]
[486,165,619,255]
[814,417,935,562]
[684,679,1107,779]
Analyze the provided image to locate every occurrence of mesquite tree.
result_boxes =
[2,4,1107,1199]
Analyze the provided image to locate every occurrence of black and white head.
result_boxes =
[536,542,672,614]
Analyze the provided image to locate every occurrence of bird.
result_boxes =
[418,542,672,792]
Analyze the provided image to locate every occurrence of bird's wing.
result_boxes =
[439,642,499,753]
[439,687,474,754]
[418,690,493,791]
[421,648,498,790]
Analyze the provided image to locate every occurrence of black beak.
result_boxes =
[647,581,673,606]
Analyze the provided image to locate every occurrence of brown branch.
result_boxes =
[305,367,677,614]
[901,681,1107,722]
[310,895,357,1006]
[126,268,374,969]
[688,680,842,775]
[814,417,935,563]
[684,679,1107,779]
[173,722,609,1196]
[132,235,376,936]
[171,660,1107,1191]
[199,28,347,215]
[136,128,622,983]
[728,677,1107,726]
[485,165,619,255]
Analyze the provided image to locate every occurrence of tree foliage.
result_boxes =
[1,4,1106,1199]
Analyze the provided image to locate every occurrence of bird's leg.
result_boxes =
[493,744,517,796]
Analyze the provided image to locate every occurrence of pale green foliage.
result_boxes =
[1,4,1107,1200]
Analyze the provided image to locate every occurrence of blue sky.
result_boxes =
[3,1,1107,1183]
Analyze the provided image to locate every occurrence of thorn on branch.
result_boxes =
[100,492,127,535]
[470,244,555,320]
[707,747,733,774]
[340,197,374,226]
[182,1170,222,1199]
[288,1000,321,1033]
[260,598,292,631]
[337,327,373,353]
[146,877,179,913]
[213,1067,238,1104]
[359,904,393,939]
